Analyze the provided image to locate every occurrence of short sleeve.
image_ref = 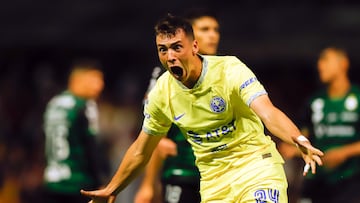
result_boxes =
[142,81,172,136]
[226,57,267,106]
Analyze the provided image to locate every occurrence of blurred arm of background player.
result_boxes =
[278,46,360,202]
[134,9,220,203]
[278,47,360,169]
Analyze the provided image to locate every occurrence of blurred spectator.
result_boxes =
[0,54,145,203]
[20,62,61,203]
[42,59,110,203]
[280,47,360,203]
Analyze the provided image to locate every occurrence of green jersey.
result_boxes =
[302,85,360,184]
[43,91,100,194]
[161,124,200,181]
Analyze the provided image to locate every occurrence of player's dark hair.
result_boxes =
[320,46,349,60]
[154,13,194,40]
[65,58,103,83]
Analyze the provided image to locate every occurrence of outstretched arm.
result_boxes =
[321,141,360,169]
[250,94,323,176]
[81,130,164,203]
[134,147,163,203]
[134,137,177,203]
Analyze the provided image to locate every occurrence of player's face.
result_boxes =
[317,49,344,84]
[156,29,200,88]
[192,16,220,55]
[83,70,104,98]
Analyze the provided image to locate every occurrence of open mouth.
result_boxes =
[170,66,183,79]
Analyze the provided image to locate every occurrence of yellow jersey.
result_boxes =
[143,55,286,202]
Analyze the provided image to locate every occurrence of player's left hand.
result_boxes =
[81,188,116,203]
[295,135,324,176]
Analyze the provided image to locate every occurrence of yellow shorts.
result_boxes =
[200,163,288,203]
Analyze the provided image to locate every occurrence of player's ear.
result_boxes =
[192,40,199,55]
[342,57,350,72]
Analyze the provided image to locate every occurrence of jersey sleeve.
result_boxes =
[143,66,164,102]
[142,80,172,136]
[226,57,267,106]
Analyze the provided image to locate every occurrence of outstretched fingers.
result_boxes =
[303,153,323,176]
[312,153,323,166]
[80,189,116,203]
[81,189,96,198]
[303,162,310,176]
[310,146,324,157]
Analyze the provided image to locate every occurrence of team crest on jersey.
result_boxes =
[210,96,226,113]
[345,94,358,111]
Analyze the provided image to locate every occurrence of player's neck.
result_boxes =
[184,55,203,89]
[327,76,351,98]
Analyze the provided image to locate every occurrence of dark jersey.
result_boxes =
[161,125,200,182]
[43,91,100,193]
[301,85,360,184]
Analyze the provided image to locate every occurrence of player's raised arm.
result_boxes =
[81,130,165,203]
[249,94,323,176]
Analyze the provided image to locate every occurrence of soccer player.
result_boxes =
[135,8,220,203]
[297,47,360,202]
[81,14,323,203]
[43,59,108,203]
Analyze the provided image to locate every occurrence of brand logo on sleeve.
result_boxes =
[240,77,257,89]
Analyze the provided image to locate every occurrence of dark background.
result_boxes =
[1,0,360,154]
[0,1,360,202]
[1,0,360,111]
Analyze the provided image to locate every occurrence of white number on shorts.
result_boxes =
[254,189,279,203]
[165,184,182,203]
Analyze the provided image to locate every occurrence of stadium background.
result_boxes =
[0,0,359,202]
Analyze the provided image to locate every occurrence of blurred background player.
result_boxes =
[280,46,360,203]
[134,8,220,203]
[42,59,109,203]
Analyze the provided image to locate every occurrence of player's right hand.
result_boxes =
[81,189,116,203]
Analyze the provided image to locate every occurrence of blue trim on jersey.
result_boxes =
[142,126,165,136]
[247,90,268,106]
[193,55,208,89]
